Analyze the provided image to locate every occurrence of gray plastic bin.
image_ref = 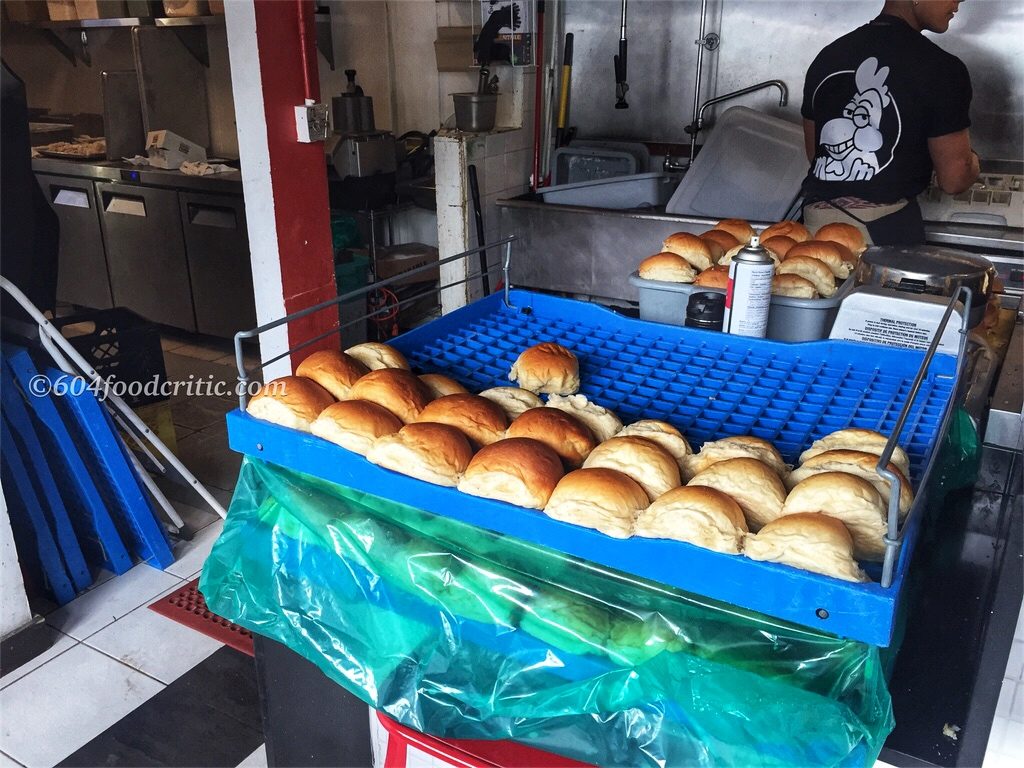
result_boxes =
[540,173,681,210]
[628,271,854,342]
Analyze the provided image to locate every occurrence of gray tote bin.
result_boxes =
[628,272,854,342]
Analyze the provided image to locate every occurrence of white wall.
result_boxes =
[0,482,33,640]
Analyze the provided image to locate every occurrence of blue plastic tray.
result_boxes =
[227,290,960,646]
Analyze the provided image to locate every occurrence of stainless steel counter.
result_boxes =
[32,156,242,194]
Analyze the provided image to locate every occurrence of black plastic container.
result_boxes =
[685,292,725,331]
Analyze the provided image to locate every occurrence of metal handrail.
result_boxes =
[233,238,518,410]
[878,284,971,587]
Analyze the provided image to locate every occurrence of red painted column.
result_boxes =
[251,0,336,368]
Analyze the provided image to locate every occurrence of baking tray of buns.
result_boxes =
[226,289,960,646]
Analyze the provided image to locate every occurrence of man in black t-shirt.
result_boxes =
[800,0,979,244]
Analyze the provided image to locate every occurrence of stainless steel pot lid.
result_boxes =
[855,245,994,307]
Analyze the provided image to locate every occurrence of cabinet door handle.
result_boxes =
[52,188,91,208]
[187,203,237,229]
[103,193,147,217]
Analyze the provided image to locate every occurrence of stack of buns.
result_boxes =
[635,218,865,299]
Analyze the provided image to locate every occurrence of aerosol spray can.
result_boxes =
[723,235,774,337]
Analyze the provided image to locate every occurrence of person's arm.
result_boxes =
[928,129,980,195]
[803,119,817,162]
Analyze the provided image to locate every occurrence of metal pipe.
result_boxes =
[688,79,789,164]
[296,0,316,103]
[689,0,709,162]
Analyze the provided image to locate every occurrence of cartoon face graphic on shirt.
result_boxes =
[813,57,897,182]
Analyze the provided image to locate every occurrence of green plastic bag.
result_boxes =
[202,458,894,767]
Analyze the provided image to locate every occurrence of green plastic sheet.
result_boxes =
[201,458,894,767]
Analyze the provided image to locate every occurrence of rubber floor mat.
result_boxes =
[149,578,254,657]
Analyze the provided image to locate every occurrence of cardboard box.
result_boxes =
[434,26,474,72]
[74,1,128,19]
[161,0,208,17]
[209,0,224,14]
[6,2,51,22]
[146,129,207,169]
[46,1,79,21]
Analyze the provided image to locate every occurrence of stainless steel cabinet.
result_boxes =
[97,182,197,331]
[37,174,114,309]
[178,192,256,337]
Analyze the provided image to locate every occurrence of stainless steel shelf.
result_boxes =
[13,16,224,30]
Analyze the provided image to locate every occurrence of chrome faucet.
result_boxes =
[664,80,789,172]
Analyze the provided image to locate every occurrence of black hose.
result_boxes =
[466,165,490,294]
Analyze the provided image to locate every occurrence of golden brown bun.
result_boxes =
[366,422,473,486]
[247,376,335,432]
[787,449,914,517]
[782,472,887,561]
[296,350,369,400]
[662,232,716,271]
[617,420,692,471]
[699,237,726,263]
[799,428,911,477]
[415,393,508,447]
[457,437,564,509]
[582,436,681,502]
[715,218,755,244]
[701,229,742,253]
[545,394,623,442]
[347,368,432,423]
[743,513,868,582]
[544,468,649,539]
[777,255,836,297]
[506,407,597,469]
[772,274,818,299]
[687,457,787,531]
[786,240,854,278]
[638,252,697,283]
[419,373,469,399]
[693,265,729,290]
[343,342,410,371]
[761,235,797,259]
[815,222,868,255]
[634,486,747,554]
[508,342,581,395]
[720,243,781,267]
[310,400,403,455]
[477,387,544,420]
[759,220,811,243]
[685,436,788,480]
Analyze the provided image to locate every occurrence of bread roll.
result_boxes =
[366,422,473,486]
[415,393,508,447]
[743,513,868,582]
[761,235,797,259]
[544,468,648,538]
[311,400,402,455]
[662,232,716,271]
[344,342,410,371]
[815,222,867,256]
[782,472,887,561]
[720,243,781,267]
[478,386,543,420]
[787,449,914,517]
[715,218,755,244]
[700,237,726,264]
[799,428,911,477]
[701,229,741,253]
[296,350,369,400]
[759,220,811,243]
[772,274,818,299]
[246,376,335,432]
[786,240,854,278]
[618,420,692,471]
[638,252,697,283]
[457,437,564,509]
[506,407,597,468]
[694,265,729,290]
[582,436,681,501]
[686,436,788,480]
[634,486,747,554]
[348,368,432,423]
[419,373,468,399]
[545,394,623,443]
[509,342,581,395]
[687,457,787,531]
[777,255,836,297]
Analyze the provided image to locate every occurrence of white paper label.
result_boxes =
[724,261,774,337]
